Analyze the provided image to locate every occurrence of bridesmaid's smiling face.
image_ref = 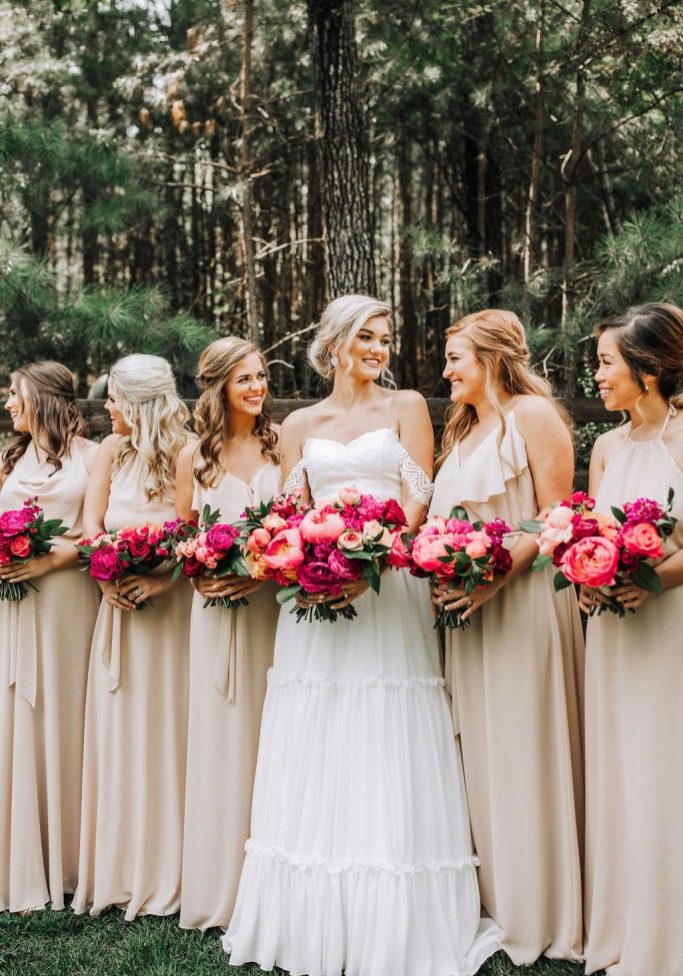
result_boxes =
[105,380,133,436]
[442,334,486,405]
[225,352,268,418]
[337,315,391,381]
[4,375,32,434]
[595,329,644,412]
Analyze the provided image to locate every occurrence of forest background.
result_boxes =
[1,0,682,408]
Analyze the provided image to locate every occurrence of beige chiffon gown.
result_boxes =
[0,437,100,912]
[73,450,192,919]
[179,460,279,930]
[430,412,585,964]
[585,409,683,976]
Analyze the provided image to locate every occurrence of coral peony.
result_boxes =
[465,530,491,559]
[338,485,362,506]
[560,537,619,587]
[299,508,345,544]
[264,528,306,571]
[411,533,455,575]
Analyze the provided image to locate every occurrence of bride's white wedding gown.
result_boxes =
[222,427,500,976]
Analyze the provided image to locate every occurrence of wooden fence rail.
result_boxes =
[0,397,609,436]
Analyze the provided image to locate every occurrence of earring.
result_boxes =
[644,384,650,393]
[330,355,338,368]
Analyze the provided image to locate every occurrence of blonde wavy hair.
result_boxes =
[109,354,190,501]
[193,336,279,489]
[438,309,569,466]
[1,361,86,480]
[308,294,395,386]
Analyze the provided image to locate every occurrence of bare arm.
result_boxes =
[279,410,311,503]
[82,434,119,538]
[395,391,434,533]
[175,443,198,521]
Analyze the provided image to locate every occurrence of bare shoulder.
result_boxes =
[281,401,327,443]
[95,433,122,461]
[513,394,564,427]
[592,423,627,461]
[390,388,430,423]
[663,409,683,466]
[177,441,199,468]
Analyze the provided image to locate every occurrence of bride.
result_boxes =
[222,295,500,976]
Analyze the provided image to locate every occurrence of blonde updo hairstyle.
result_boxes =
[308,294,394,386]
[109,353,190,502]
[438,308,569,466]
[193,336,279,489]
[1,361,86,480]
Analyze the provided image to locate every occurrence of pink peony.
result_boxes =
[297,560,344,595]
[465,530,491,559]
[206,524,238,553]
[0,508,34,536]
[263,513,288,533]
[299,508,345,544]
[9,534,31,558]
[545,505,574,530]
[327,549,363,582]
[264,528,306,572]
[89,546,126,582]
[560,537,620,587]
[620,521,664,560]
[411,533,455,575]
[386,530,411,569]
[246,528,271,554]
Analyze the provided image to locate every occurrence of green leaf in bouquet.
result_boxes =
[630,561,662,593]
[519,519,542,533]
[531,553,553,572]
[361,561,381,593]
[610,506,627,524]
[276,583,302,605]
[448,505,469,521]
[344,549,374,561]
[171,562,184,582]
[553,572,572,592]
[668,486,674,508]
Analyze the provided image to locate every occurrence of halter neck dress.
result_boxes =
[73,448,193,919]
[180,459,280,931]
[0,437,100,912]
[585,407,683,976]
[430,411,585,964]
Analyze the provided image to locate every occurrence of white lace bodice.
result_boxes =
[283,427,432,505]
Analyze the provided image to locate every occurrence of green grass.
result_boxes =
[0,907,593,976]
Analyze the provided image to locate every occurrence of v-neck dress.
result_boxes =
[585,410,683,976]
[430,412,585,964]
[179,460,280,931]
[0,437,100,912]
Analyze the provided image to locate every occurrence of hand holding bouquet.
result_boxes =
[77,520,182,610]
[411,506,512,629]
[170,504,251,609]
[0,498,69,600]
[523,489,677,616]
[243,487,410,623]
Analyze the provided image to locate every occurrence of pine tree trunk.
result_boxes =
[523,0,545,282]
[236,0,260,344]
[308,0,376,296]
[397,137,417,388]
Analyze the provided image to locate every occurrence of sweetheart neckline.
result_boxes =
[303,427,398,451]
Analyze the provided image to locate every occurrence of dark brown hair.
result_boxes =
[597,302,683,407]
[1,361,86,480]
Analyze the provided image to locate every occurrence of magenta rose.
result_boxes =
[128,536,152,559]
[327,549,363,581]
[205,524,238,553]
[182,556,203,578]
[297,560,344,595]
[560,537,620,587]
[571,515,600,540]
[89,546,126,582]
[9,534,31,558]
[381,498,408,527]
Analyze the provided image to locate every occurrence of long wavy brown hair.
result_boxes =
[597,302,683,411]
[193,337,279,489]
[1,361,86,481]
[438,309,569,467]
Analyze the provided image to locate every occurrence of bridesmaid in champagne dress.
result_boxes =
[177,337,279,931]
[431,310,585,965]
[0,362,99,912]
[73,354,193,920]
[580,303,683,976]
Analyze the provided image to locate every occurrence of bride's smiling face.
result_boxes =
[336,316,392,381]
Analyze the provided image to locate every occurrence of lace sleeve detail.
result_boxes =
[398,446,433,504]
[282,458,307,495]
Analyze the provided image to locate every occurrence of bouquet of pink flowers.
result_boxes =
[410,506,512,629]
[0,497,69,600]
[170,505,249,609]
[77,520,183,609]
[242,487,411,623]
[523,489,677,616]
